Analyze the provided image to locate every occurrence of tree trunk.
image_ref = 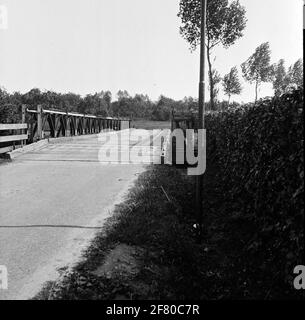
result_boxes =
[206,46,214,110]
[255,81,258,104]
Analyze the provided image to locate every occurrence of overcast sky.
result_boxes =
[0,0,303,102]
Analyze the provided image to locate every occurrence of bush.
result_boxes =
[205,90,304,290]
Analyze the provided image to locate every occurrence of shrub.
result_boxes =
[205,90,304,290]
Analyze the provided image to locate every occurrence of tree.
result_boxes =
[209,69,222,108]
[103,91,112,116]
[117,90,130,101]
[272,59,289,97]
[0,87,21,123]
[222,66,242,103]
[178,0,247,110]
[287,59,303,89]
[182,96,198,113]
[23,88,45,106]
[241,42,273,103]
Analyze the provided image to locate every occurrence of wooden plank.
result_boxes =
[0,124,28,130]
[0,134,28,143]
[0,146,13,154]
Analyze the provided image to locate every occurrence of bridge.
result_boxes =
[0,105,131,155]
[25,105,131,142]
[0,107,170,300]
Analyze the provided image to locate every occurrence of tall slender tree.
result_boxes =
[209,69,222,108]
[241,42,273,103]
[287,59,303,89]
[271,59,289,97]
[178,0,247,110]
[222,66,242,103]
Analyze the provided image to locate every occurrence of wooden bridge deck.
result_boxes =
[10,129,169,163]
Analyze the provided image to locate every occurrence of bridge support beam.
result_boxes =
[37,105,43,141]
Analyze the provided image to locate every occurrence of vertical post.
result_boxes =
[21,105,26,147]
[37,105,43,141]
[75,118,78,136]
[65,114,69,137]
[196,0,207,240]
[83,117,86,135]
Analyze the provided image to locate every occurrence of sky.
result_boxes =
[0,0,303,103]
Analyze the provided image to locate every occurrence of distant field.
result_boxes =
[131,120,171,130]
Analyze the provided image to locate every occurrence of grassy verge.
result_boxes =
[131,120,171,130]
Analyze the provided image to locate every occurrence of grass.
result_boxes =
[131,119,171,130]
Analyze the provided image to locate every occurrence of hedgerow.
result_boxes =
[205,90,304,292]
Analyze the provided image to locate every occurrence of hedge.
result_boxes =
[205,89,304,292]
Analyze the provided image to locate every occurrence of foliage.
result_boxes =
[241,42,273,102]
[178,0,247,109]
[209,69,222,107]
[205,89,304,290]
[178,0,247,50]
[0,87,195,123]
[272,59,289,97]
[287,59,303,89]
[222,66,242,102]
[271,58,303,97]
[0,88,21,123]
[112,92,152,119]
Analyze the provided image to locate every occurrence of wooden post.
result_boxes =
[65,114,69,137]
[37,105,43,141]
[75,118,79,136]
[170,109,174,132]
[21,105,26,147]
[196,0,207,241]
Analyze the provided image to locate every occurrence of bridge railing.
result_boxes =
[0,123,28,154]
[24,105,131,143]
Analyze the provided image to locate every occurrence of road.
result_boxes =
[0,129,168,300]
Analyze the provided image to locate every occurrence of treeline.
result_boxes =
[214,45,303,105]
[0,87,199,123]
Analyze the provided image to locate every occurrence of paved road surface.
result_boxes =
[0,129,168,300]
